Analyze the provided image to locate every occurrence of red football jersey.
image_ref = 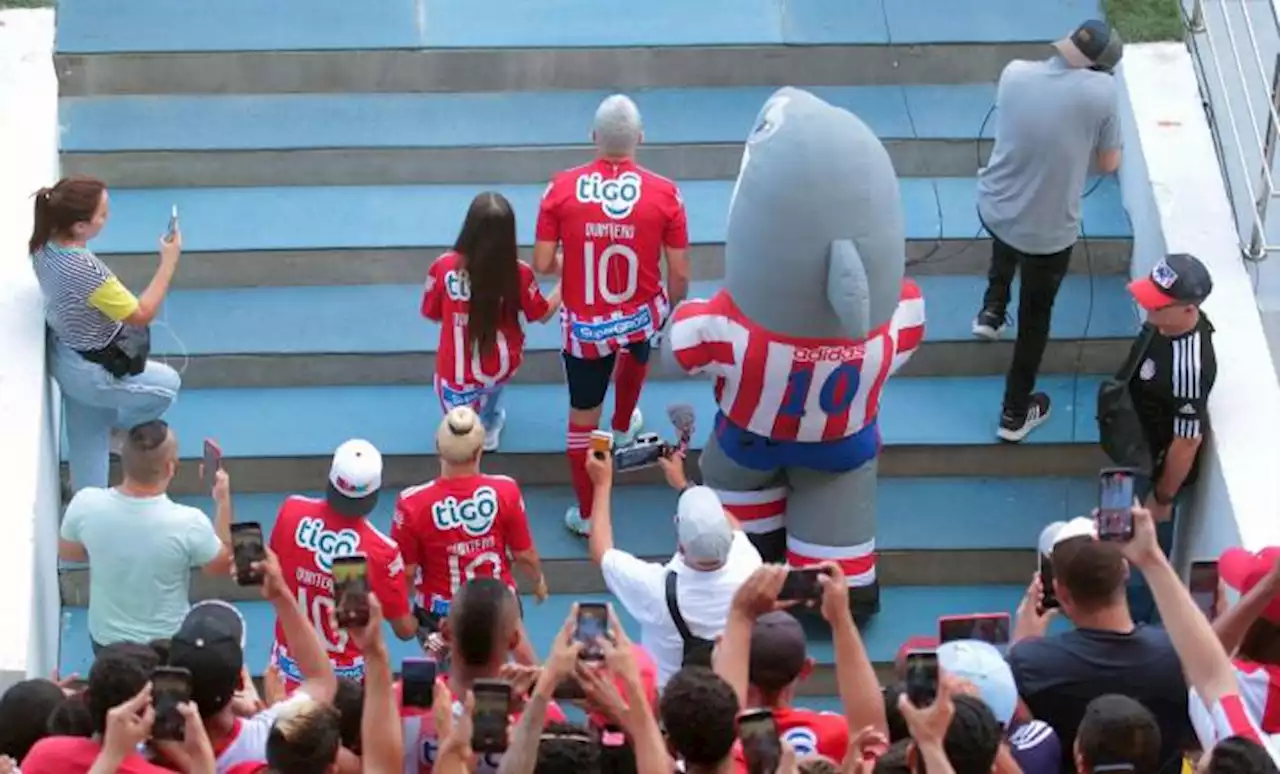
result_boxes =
[390,474,534,614]
[732,706,849,771]
[535,158,688,359]
[421,252,551,393]
[268,496,412,685]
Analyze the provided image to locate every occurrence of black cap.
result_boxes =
[168,600,246,718]
[1057,20,1124,72]
[748,611,808,692]
[1128,253,1214,310]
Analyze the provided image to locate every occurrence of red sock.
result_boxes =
[612,352,649,433]
[567,422,596,519]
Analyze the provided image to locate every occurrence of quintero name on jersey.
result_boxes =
[295,517,361,571]
[576,171,643,220]
[432,486,500,536]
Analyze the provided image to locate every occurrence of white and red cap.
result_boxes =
[327,439,382,516]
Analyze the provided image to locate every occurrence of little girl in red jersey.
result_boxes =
[422,192,560,451]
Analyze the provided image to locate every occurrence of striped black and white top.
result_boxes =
[31,242,124,351]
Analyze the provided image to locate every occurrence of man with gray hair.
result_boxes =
[533,94,691,539]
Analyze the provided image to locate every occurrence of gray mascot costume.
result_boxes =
[666,88,925,619]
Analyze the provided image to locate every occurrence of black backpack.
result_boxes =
[665,571,715,668]
[1096,324,1156,472]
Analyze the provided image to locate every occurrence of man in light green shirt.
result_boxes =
[59,419,233,648]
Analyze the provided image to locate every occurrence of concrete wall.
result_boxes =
[1119,43,1280,566]
[0,9,62,688]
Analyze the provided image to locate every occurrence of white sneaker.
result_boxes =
[972,307,1007,341]
[612,408,644,447]
[482,409,506,452]
[564,506,591,537]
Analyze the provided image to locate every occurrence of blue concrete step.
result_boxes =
[56,0,1098,54]
[64,375,1111,494]
[58,477,1094,602]
[152,274,1137,387]
[62,87,998,153]
[57,584,1032,680]
[91,178,1129,256]
[60,86,1003,184]
[153,276,1138,356]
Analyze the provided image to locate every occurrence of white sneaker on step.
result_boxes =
[612,408,644,447]
[564,506,591,537]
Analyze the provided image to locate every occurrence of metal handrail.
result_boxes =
[1185,0,1280,260]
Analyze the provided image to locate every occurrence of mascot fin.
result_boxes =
[826,239,871,339]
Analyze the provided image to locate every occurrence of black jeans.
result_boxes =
[981,235,1074,415]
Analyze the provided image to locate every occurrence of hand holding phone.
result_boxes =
[332,555,371,628]
[471,680,511,755]
[574,602,609,661]
[904,650,939,708]
[230,522,265,587]
[588,430,614,461]
[1097,468,1137,542]
[738,709,782,774]
[151,666,193,741]
[778,567,830,603]
[401,658,436,708]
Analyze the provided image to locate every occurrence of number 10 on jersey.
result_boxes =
[583,242,639,306]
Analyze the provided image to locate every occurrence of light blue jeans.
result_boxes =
[49,336,181,492]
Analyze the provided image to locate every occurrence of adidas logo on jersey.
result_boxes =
[575,171,642,220]
[432,486,500,537]
[1180,403,1197,415]
[295,517,361,572]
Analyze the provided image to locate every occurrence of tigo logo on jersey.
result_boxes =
[576,171,643,220]
[432,486,499,537]
[444,269,471,301]
[781,727,818,757]
[295,517,361,571]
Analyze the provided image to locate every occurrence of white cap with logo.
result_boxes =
[676,486,734,568]
[328,439,382,516]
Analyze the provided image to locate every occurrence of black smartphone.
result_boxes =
[904,650,939,708]
[575,602,609,661]
[151,666,192,741]
[471,679,511,755]
[738,708,781,774]
[202,439,222,490]
[332,555,371,628]
[1097,468,1137,542]
[938,613,1011,646]
[1038,554,1060,611]
[1190,561,1221,620]
[230,522,265,587]
[401,658,436,708]
[166,204,179,242]
[778,567,830,602]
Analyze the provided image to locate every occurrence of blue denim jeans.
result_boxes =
[50,336,181,492]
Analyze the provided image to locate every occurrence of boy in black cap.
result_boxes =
[1125,253,1217,622]
[168,551,337,771]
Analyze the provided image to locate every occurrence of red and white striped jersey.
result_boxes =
[669,281,925,442]
[421,252,551,391]
[1235,660,1280,734]
[535,158,688,359]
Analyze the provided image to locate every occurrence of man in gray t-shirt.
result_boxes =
[973,20,1123,443]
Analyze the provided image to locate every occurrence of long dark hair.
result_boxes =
[28,175,106,255]
[453,191,521,355]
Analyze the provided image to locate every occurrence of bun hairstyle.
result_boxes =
[28,176,106,255]
[435,406,486,464]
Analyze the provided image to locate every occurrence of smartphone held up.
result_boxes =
[574,602,609,661]
[1096,468,1136,542]
[151,666,192,741]
[738,709,782,774]
[230,522,266,587]
[333,555,371,628]
[471,679,512,755]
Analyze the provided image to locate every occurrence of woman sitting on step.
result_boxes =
[29,175,182,493]
[422,190,561,451]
